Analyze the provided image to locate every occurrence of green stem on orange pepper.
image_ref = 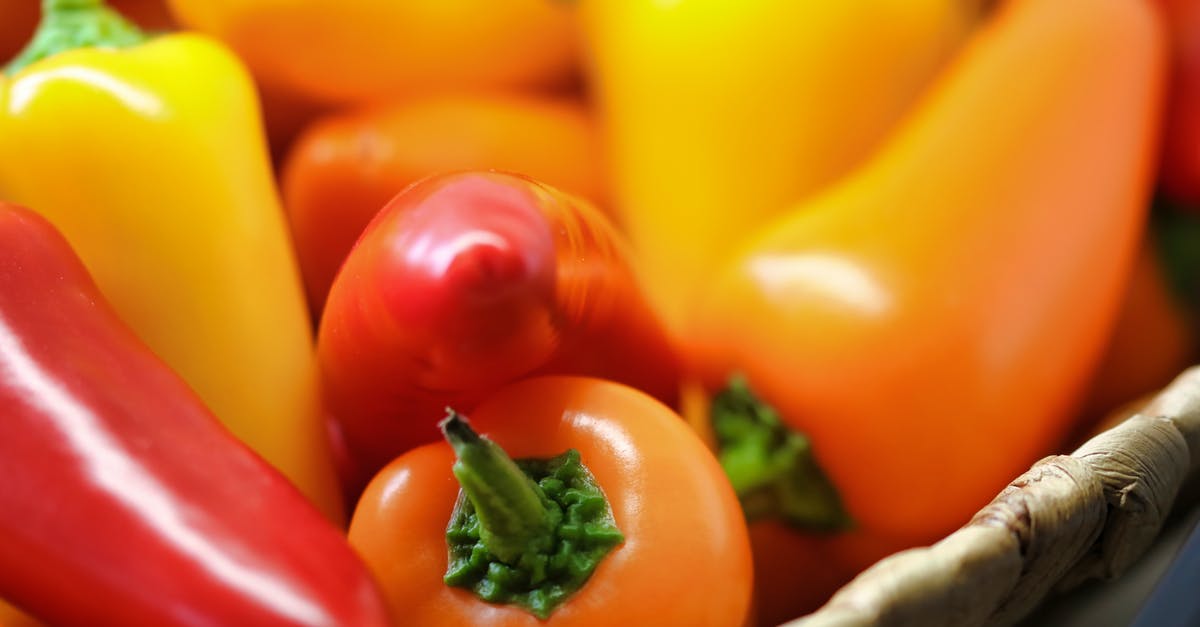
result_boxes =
[441,411,624,619]
[711,375,852,531]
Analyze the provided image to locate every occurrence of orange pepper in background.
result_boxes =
[348,376,753,626]
[282,93,606,319]
[686,0,1165,619]
[165,0,579,105]
[578,0,986,342]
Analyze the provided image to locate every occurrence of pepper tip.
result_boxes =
[439,408,481,447]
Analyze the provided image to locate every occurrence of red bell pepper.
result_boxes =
[0,202,390,627]
[316,171,681,493]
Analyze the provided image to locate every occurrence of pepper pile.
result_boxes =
[0,0,1196,626]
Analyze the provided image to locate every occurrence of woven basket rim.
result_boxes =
[786,365,1200,627]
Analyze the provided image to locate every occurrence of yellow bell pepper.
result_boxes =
[0,0,344,523]
[579,0,986,340]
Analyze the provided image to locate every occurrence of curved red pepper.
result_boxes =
[0,203,390,627]
[317,171,681,492]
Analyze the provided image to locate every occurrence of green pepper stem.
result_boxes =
[712,375,853,531]
[6,0,145,75]
[441,411,555,565]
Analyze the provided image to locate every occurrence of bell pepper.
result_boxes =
[1155,0,1200,207]
[0,0,345,522]
[317,171,681,493]
[0,202,391,627]
[348,375,753,625]
[686,0,1165,621]
[165,0,578,104]
[282,93,606,319]
[578,0,985,341]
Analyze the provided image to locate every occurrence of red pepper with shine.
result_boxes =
[316,171,681,493]
[0,203,390,627]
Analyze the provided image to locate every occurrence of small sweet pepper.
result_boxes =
[687,0,1166,621]
[317,171,680,493]
[282,93,606,318]
[0,0,344,522]
[0,202,390,627]
[348,376,753,626]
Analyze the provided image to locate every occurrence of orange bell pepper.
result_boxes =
[282,93,605,318]
[687,0,1165,618]
[348,376,753,626]
[165,0,578,104]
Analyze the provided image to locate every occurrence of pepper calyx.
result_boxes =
[711,374,853,531]
[441,410,624,619]
[7,0,146,76]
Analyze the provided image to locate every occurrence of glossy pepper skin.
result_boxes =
[282,93,606,319]
[579,0,984,341]
[689,0,1164,574]
[1155,0,1200,206]
[317,171,681,492]
[166,0,578,104]
[0,2,344,522]
[348,376,753,626]
[0,203,391,627]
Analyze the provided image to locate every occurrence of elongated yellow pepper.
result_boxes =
[0,0,344,522]
[580,0,986,341]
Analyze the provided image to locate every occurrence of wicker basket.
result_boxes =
[785,366,1200,627]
